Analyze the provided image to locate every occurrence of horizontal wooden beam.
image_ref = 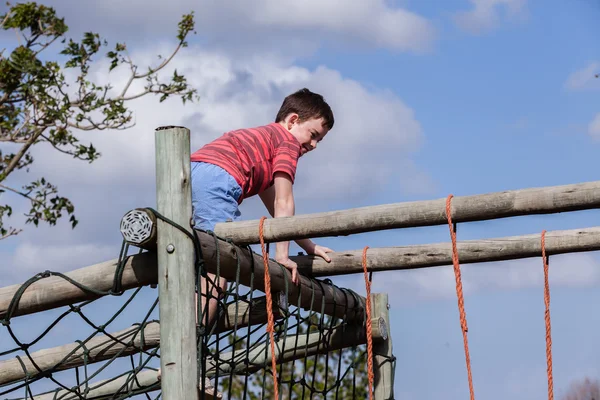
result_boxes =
[0,297,281,386]
[1,231,366,321]
[194,230,366,321]
[26,370,162,400]
[0,322,159,387]
[207,314,387,377]
[22,307,388,400]
[296,226,600,276]
[212,180,600,244]
[0,252,157,320]
[7,225,594,324]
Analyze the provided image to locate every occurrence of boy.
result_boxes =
[157,89,335,395]
[190,88,335,330]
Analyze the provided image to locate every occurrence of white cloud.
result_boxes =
[15,44,429,204]
[7,242,115,285]
[453,0,527,34]
[0,43,431,282]
[45,0,435,54]
[564,62,600,91]
[589,113,600,141]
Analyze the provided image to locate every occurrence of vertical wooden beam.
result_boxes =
[155,126,198,400]
[372,293,394,400]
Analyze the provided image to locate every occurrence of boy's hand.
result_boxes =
[312,245,334,263]
[276,256,299,285]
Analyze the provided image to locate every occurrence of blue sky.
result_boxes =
[1,0,600,399]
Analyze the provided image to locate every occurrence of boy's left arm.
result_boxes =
[259,183,333,263]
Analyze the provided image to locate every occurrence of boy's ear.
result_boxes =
[286,113,299,129]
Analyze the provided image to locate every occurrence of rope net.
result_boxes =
[0,216,379,399]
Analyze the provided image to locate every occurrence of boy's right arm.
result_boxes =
[259,172,299,284]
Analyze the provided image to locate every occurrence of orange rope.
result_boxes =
[445,195,475,400]
[362,246,374,400]
[258,216,279,399]
[541,230,554,400]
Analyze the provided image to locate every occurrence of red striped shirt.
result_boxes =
[190,123,302,203]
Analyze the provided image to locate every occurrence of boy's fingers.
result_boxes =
[316,248,332,263]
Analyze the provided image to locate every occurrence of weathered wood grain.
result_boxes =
[195,230,367,321]
[0,296,280,386]
[296,227,600,276]
[373,293,394,400]
[213,180,600,244]
[154,126,197,400]
[0,252,157,320]
[4,226,598,324]
[27,370,162,400]
[205,316,387,377]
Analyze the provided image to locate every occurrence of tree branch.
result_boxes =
[119,52,137,98]
[0,227,22,240]
[2,124,45,179]
[135,40,183,80]
[0,183,41,204]
[0,10,11,29]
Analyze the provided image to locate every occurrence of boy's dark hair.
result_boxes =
[275,88,334,130]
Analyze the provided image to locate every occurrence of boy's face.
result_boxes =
[286,114,329,156]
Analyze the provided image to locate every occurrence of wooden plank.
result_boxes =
[195,230,366,321]
[3,226,600,321]
[372,293,394,400]
[154,126,197,400]
[0,252,157,320]
[23,316,386,400]
[213,180,600,244]
[295,226,600,276]
[205,318,387,377]
[0,229,367,322]
[0,322,159,387]
[0,297,280,386]
[27,370,162,400]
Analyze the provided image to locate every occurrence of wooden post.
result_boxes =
[372,293,394,400]
[155,126,197,400]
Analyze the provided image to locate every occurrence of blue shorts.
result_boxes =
[190,161,242,231]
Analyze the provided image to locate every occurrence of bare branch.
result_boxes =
[120,86,185,102]
[2,124,46,179]
[0,183,41,204]
[119,51,137,98]
[31,34,61,58]
[0,227,22,240]
[135,40,183,79]
[39,133,86,158]
[119,87,152,101]
[6,109,33,141]
[0,10,11,29]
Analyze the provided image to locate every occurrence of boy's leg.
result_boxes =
[190,161,242,329]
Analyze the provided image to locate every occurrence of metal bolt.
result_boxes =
[166,244,175,253]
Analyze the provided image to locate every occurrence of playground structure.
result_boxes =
[1,126,600,399]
